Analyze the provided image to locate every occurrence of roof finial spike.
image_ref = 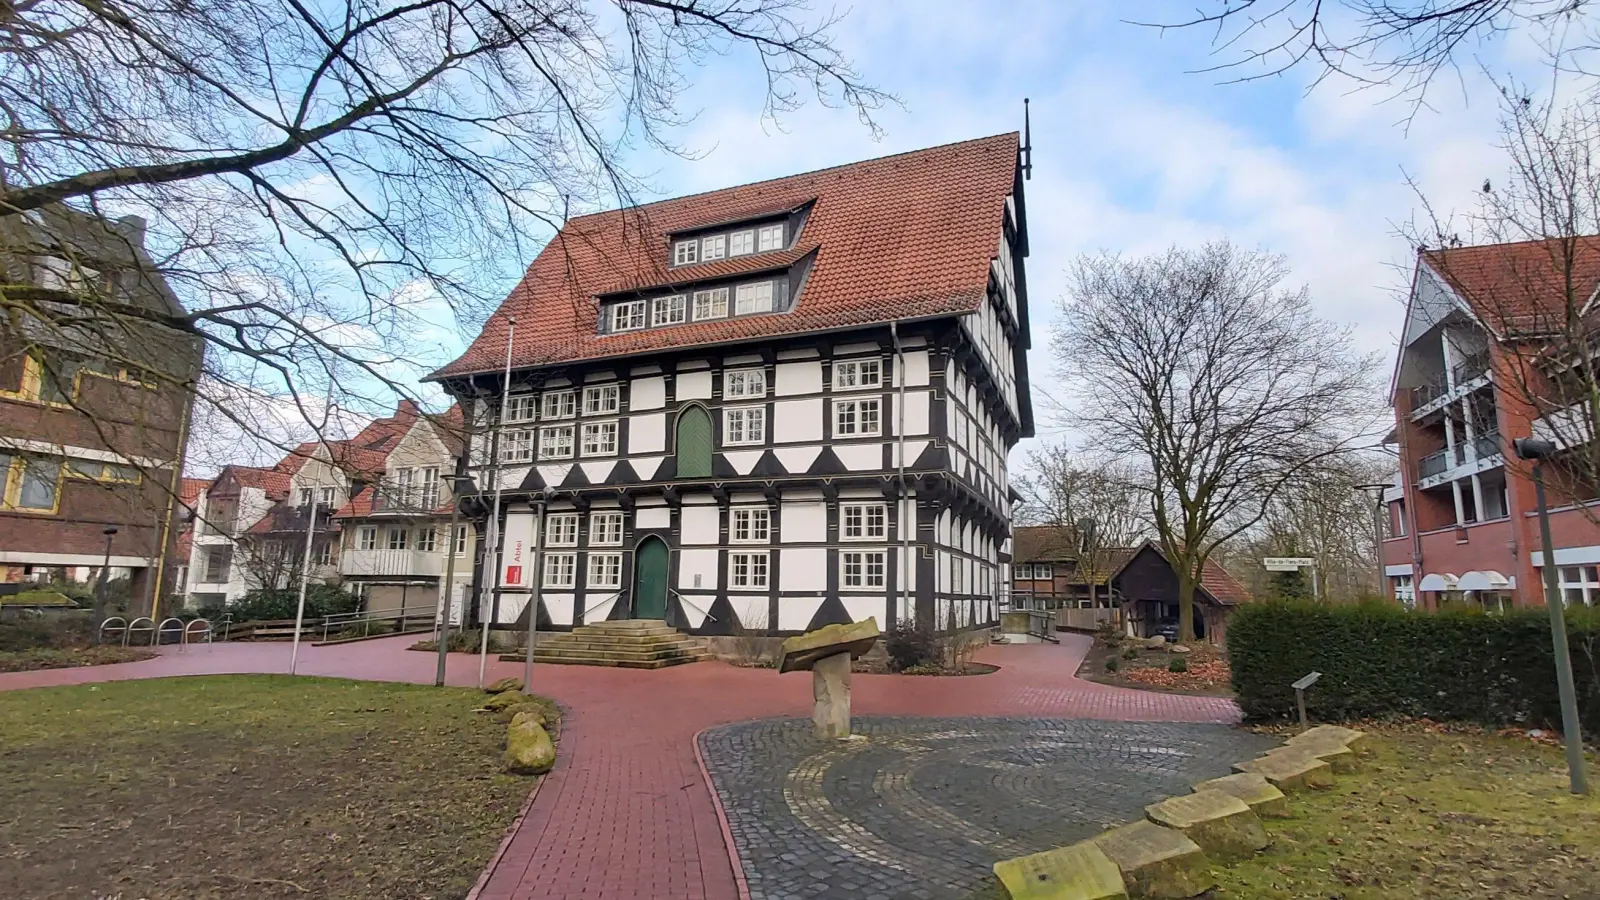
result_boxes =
[1021,97,1033,181]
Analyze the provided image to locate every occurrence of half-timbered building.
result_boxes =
[429,134,1034,638]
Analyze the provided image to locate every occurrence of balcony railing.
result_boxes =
[339,548,443,577]
[1472,431,1503,461]
[1418,448,1451,479]
[369,485,443,514]
[1409,350,1492,411]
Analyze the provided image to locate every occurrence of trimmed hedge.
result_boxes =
[1228,601,1600,736]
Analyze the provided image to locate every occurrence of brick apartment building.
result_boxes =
[1383,236,1600,609]
[0,206,201,614]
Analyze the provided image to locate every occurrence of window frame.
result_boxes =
[734,280,774,315]
[582,384,620,416]
[611,300,647,332]
[453,524,469,555]
[3,455,61,513]
[729,229,754,256]
[840,549,887,590]
[700,234,727,261]
[840,502,887,541]
[692,287,729,321]
[834,397,882,437]
[589,511,624,546]
[757,223,784,252]
[387,527,410,550]
[723,368,767,399]
[1558,565,1600,607]
[728,550,770,590]
[538,424,575,459]
[358,526,378,550]
[541,390,577,420]
[502,428,535,463]
[416,527,437,553]
[672,239,699,267]
[543,552,577,588]
[545,513,580,547]
[587,552,623,589]
[505,394,538,423]
[580,420,619,457]
[730,507,771,544]
[651,294,688,327]
[723,405,766,446]
[833,358,883,390]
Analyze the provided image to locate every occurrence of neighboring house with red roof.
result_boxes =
[1385,236,1600,610]
[182,400,468,612]
[427,134,1035,637]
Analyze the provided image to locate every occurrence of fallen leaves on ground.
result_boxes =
[1121,658,1232,690]
[0,646,156,672]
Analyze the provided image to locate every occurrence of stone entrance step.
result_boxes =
[498,620,711,669]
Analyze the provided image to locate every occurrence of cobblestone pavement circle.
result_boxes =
[699,716,1276,900]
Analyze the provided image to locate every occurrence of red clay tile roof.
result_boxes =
[1423,236,1600,337]
[267,400,463,478]
[230,466,291,496]
[430,133,1021,376]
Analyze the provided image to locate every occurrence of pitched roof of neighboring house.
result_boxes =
[178,477,210,506]
[173,476,213,559]
[430,133,1023,376]
[1423,236,1600,337]
[1109,541,1253,607]
[228,465,291,497]
[1012,525,1081,563]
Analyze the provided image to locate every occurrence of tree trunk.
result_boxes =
[1177,568,1197,643]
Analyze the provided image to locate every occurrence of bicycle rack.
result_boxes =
[183,618,214,650]
[123,616,155,648]
[98,616,128,646]
[155,617,185,647]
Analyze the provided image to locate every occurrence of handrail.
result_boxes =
[669,588,717,623]
[579,589,626,621]
[318,604,432,642]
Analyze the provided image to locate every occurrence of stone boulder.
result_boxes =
[1143,635,1167,650]
[485,676,525,694]
[778,618,880,673]
[504,718,556,776]
[510,708,546,730]
[484,690,531,712]
[1169,644,1193,655]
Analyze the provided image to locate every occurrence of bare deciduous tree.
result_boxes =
[1016,447,1148,608]
[1055,241,1380,641]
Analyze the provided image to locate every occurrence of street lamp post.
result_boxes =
[94,526,118,622]
[1513,437,1589,795]
[435,473,473,688]
[1355,483,1391,598]
[523,486,554,695]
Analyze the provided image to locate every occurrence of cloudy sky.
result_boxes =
[421,1,1555,464]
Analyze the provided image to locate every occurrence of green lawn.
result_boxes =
[0,675,556,899]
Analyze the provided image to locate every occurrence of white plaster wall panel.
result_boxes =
[893,349,931,388]
[724,353,763,366]
[777,347,820,360]
[723,450,763,476]
[677,370,713,400]
[499,512,538,587]
[890,391,931,437]
[580,461,614,484]
[585,369,617,383]
[543,593,576,626]
[836,341,879,355]
[496,593,528,625]
[938,510,952,545]
[730,595,770,630]
[838,487,881,499]
[680,505,721,544]
[630,413,666,453]
[590,498,621,510]
[678,596,713,629]
[584,591,618,623]
[781,500,827,543]
[835,443,882,472]
[630,364,663,376]
[677,359,712,371]
[537,464,569,488]
[895,547,916,590]
[631,376,666,410]
[778,597,825,631]
[780,548,827,590]
[774,446,820,475]
[936,598,950,628]
[682,493,717,504]
[775,360,823,396]
[635,506,671,530]
[546,376,574,388]
[842,596,886,626]
[773,398,824,442]
[892,440,928,468]
[936,550,950,592]
[898,497,915,542]
[631,455,664,480]
[730,491,766,504]
[678,548,720,590]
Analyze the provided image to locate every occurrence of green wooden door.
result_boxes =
[676,406,713,478]
[634,536,669,620]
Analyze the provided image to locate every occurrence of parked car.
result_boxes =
[1151,619,1181,642]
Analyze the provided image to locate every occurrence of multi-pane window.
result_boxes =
[612,300,646,331]
[539,424,575,459]
[731,507,770,543]
[395,467,414,502]
[729,551,769,589]
[583,384,620,415]
[724,368,766,399]
[4,456,60,511]
[416,527,437,552]
[542,390,577,419]
[358,526,378,550]
[543,552,576,588]
[729,230,754,256]
[693,288,729,320]
[546,513,579,547]
[387,527,409,550]
[701,234,727,261]
[841,550,887,589]
[673,239,699,266]
[588,552,623,588]
[757,223,784,251]
[841,503,887,540]
[297,487,314,507]
[502,428,534,463]
[1016,564,1053,581]
[590,511,624,546]
[652,294,687,326]
[316,541,333,566]
[318,486,334,506]
[506,394,537,423]
[64,459,140,483]
[419,468,439,508]
[835,398,881,436]
[1391,574,1415,609]
[724,406,766,445]
[735,281,774,315]
[1559,566,1600,606]
[453,524,469,555]
[581,421,618,456]
[834,358,882,389]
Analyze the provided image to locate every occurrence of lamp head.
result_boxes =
[102,526,118,536]
[1513,437,1557,461]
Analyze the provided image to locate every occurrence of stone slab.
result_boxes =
[1144,789,1268,861]
[1191,772,1290,819]
[1268,734,1357,773]
[1287,724,1369,756]
[1091,820,1214,899]
[993,841,1128,900]
[778,617,881,673]
[1233,749,1333,791]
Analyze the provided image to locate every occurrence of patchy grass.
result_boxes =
[0,645,156,672]
[0,675,552,899]
[1212,728,1600,898]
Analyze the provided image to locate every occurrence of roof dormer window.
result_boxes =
[757,223,784,252]
[729,230,754,256]
[701,234,726,261]
[611,299,646,332]
[651,294,687,326]
[735,281,774,315]
[673,239,699,267]
[693,287,729,320]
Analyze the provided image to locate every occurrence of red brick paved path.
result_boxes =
[0,635,1239,899]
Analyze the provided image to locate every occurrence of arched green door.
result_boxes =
[676,406,713,478]
[633,536,669,620]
